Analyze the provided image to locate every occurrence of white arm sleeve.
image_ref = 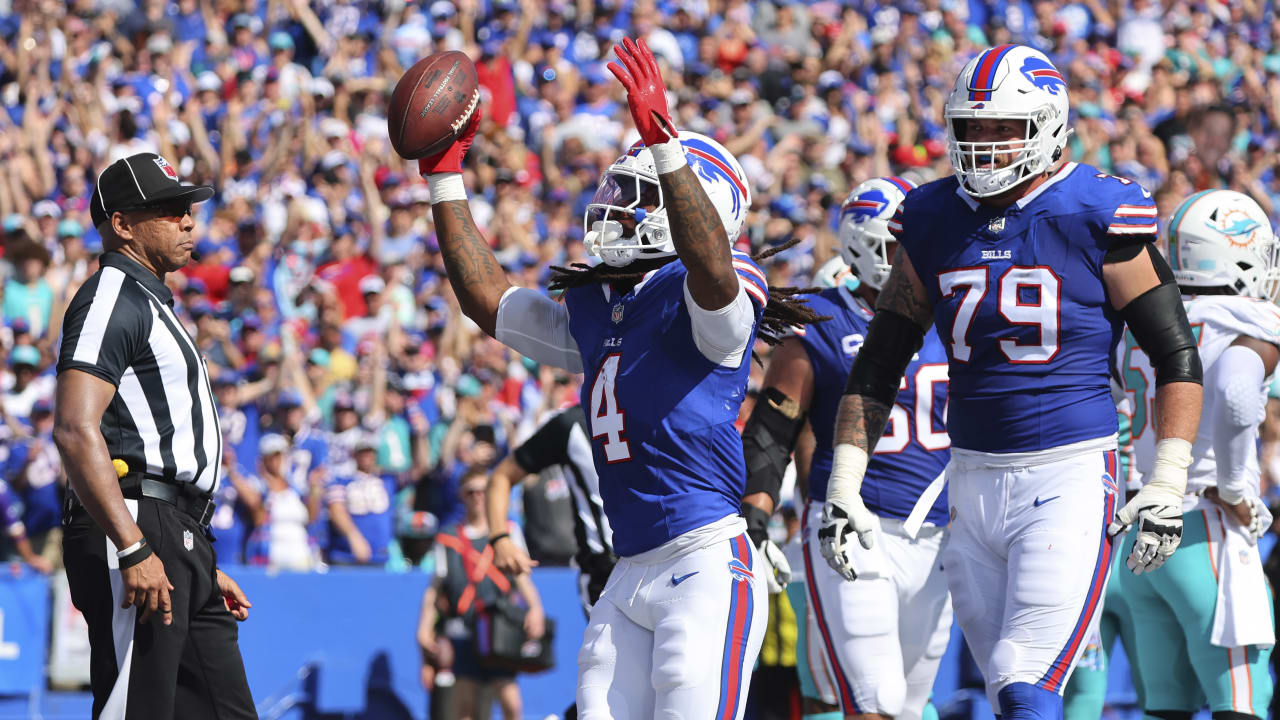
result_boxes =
[1211,343,1268,503]
[683,279,756,368]
[494,287,583,373]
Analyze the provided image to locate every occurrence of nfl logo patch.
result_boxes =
[183,529,194,551]
[987,216,1006,233]
[611,304,624,324]
[153,157,178,180]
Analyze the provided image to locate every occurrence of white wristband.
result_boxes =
[1147,437,1192,504]
[827,443,869,507]
[648,137,687,175]
[427,173,467,204]
[116,538,145,558]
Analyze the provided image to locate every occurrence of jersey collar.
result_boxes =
[100,251,174,305]
[600,266,663,302]
[837,285,874,317]
[951,162,1078,212]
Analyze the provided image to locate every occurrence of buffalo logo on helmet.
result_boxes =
[1205,206,1263,248]
[1020,57,1066,95]
[842,188,890,224]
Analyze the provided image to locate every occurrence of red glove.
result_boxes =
[418,107,482,176]
[607,37,677,147]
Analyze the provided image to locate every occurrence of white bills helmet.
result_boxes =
[838,177,915,291]
[944,45,1071,198]
[1167,189,1280,301]
[584,133,751,267]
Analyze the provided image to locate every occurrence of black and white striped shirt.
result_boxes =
[57,252,222,494]
[513,406,612,563]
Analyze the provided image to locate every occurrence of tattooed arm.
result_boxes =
[832,250,935,454]
[820,250,934,580]
[658,165,740,310]
[431,200,509,337]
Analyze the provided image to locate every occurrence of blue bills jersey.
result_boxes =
[891,162,1157,453]
[797,287,951,526]
[565,251,768,556]
[326,470,397,564]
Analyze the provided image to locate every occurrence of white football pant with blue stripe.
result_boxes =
[577,515,766,720]
[942,439,1119,711]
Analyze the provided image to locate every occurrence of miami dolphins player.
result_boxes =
[1114,189,1279,720]
[742,177,952,720]
[416,37,820,720]
[819,44,1205,720]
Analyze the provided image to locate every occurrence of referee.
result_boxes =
[487,405,615,611]
[54,153,256,720]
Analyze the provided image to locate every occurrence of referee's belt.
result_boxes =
[118,475,216,529]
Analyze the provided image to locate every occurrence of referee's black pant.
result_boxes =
[63,496,257,720]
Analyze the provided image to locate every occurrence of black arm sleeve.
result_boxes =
[844,309,925,405]
[741,386,806,508]
[1120,282,1203,386]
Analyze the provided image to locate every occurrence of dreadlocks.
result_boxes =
[547,239,829,346]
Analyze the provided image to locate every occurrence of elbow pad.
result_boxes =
[742,386,806,508]
[1120,282,1202,386]
[1216,345,1267,428]
[844,310,926,405]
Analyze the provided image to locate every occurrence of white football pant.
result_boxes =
[942,439,1118,711]
[577,516,766,720]
[801,503,952,720]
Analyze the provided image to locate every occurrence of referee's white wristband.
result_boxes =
[427,173,467,204]
[116,538,146,559]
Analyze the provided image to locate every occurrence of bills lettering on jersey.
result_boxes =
[893,162,1157,453]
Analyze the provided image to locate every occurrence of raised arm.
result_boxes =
[820,250,933,580]
[417,113,509,337]
[608,38,738,309]
[417,111,582,371]
[1102,242,1202,573]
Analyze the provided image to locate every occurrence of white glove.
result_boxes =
[819,498,877,581]
[1108,438,1191,574]
[756,538,792,594]
[819,444,877,581]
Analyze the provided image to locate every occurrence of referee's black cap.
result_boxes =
[90,153,215,229]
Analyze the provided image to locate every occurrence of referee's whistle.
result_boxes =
[112,459,129,478]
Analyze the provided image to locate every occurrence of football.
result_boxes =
[387,51,480,160]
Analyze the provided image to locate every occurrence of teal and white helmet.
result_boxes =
[1167,189,1280,301]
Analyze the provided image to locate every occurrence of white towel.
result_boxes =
[1204,503,1276,649]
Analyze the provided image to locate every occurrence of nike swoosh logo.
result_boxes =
[671,571,699,586]
[1034,495,1060,507]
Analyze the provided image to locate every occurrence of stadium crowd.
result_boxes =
[2,0,1280,576]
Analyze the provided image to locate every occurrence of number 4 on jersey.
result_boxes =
[590,354,631,463]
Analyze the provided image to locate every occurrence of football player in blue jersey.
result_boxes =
[416,38,822,720]
[742,177,953,720]
[819,44,1205,720]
